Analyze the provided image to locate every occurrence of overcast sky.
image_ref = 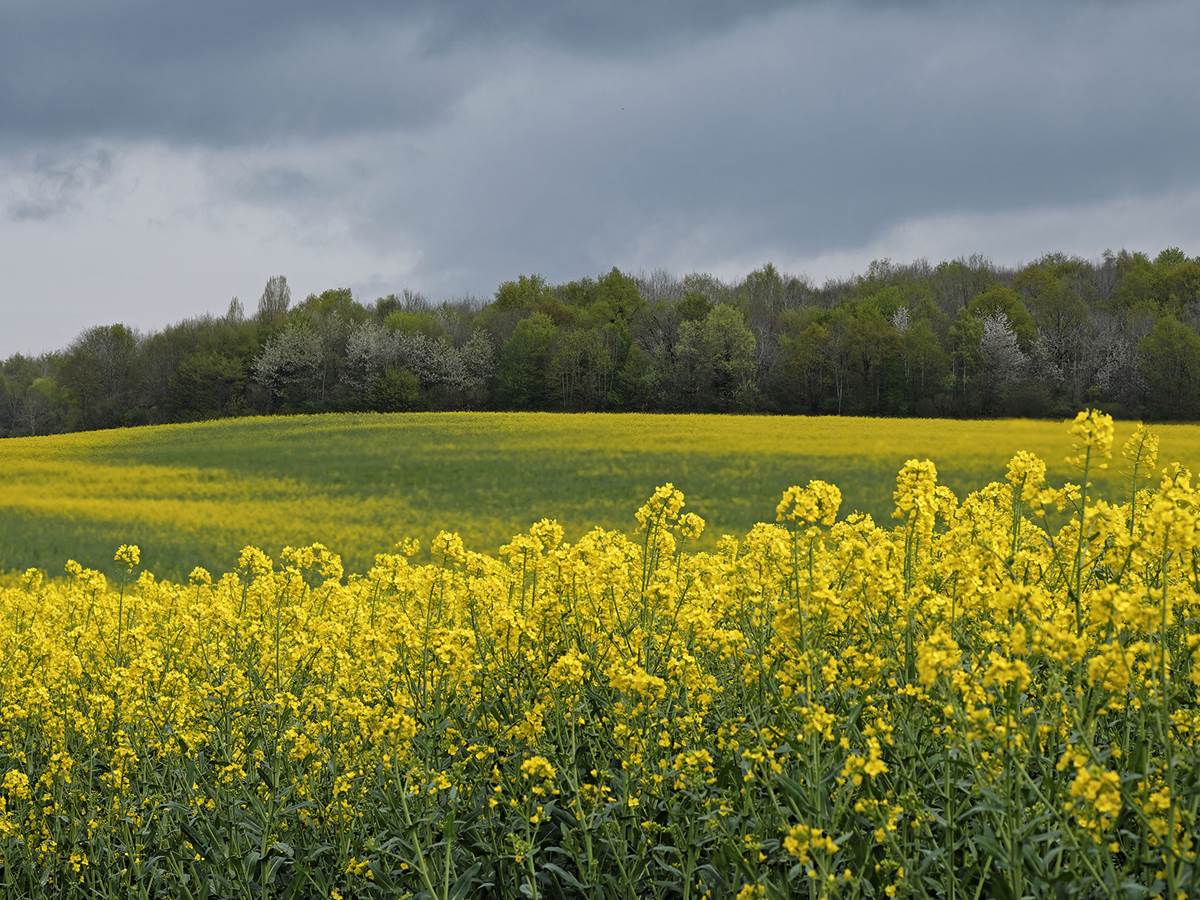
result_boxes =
[2,0,1199,356]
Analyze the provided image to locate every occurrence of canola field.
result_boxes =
[8,411,1200,578]
[0,411,1199,897]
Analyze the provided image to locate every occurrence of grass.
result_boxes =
[4,411,1200,577]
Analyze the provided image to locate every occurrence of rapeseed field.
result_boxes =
[7,412,1200,577]
[1,411,1198,896]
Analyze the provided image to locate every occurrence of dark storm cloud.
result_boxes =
[2,0,1199,356]
[2,2,461,143]
[0,0,800,144]
[236,0,1196,286]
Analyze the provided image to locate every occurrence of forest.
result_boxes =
[3,247,1200,436]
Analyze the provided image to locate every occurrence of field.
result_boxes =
[8,412,1200,578]
[2,411,1199,896]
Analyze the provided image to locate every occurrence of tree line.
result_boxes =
[4,248,1200,437]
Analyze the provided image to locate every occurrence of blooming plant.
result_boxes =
[0,411,1198,897]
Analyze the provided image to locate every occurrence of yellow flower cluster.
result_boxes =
[113,543,140,570]
[915,627,962,687]
[0,411,1198,897]
[1061,750,1123,839]
[776,479,842,527]
[782,823,839,866]
[1067,407,1115,470]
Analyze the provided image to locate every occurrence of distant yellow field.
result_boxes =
[4,412,1200,575]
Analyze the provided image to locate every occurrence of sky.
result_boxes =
[2,0,1199,356]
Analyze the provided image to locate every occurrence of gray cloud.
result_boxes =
[4,147,114,220]
[0,0,797,145]
[246,1,1199,284]
[1,0,1198,355]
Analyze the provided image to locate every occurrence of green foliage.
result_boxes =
[166,351,246,420]
[56,324,142,430]
[1139,316,1200,419]
[614,344,660,409]
[676,304,758,410]
[559,267,645,328]
[383,309,445,339]
[548,327,615,410]
[290,287,367,327]
[497,312,556,408]
[7,253,1200,439]
[492,275,558,316]
[676,290,712,322]
[368,367,422,412]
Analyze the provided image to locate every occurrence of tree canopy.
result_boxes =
[4,249,1200,437]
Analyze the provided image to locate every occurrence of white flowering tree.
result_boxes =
[251,325,322,408]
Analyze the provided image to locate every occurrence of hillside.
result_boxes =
[4,411,1200,577]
